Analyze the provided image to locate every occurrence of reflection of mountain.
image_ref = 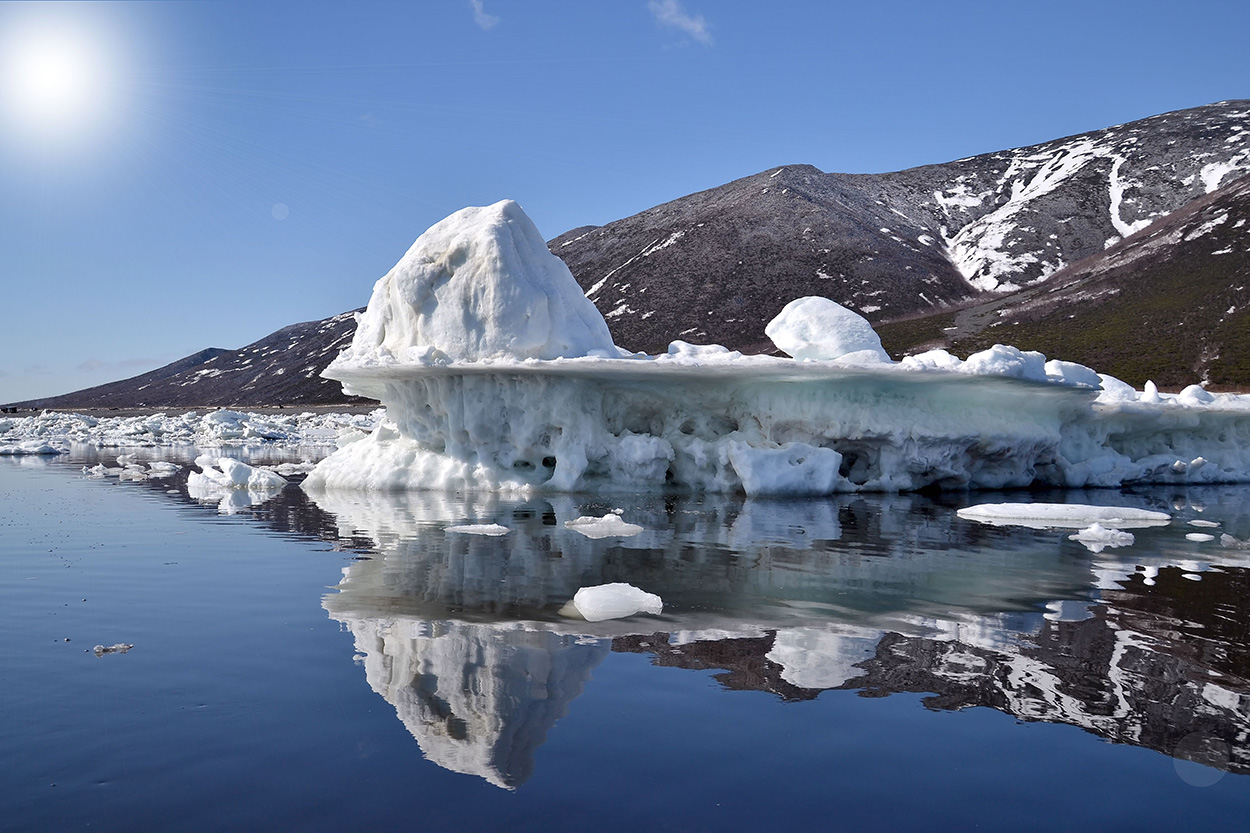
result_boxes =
[306,485,1250,782]
[332,615,605,788]
[612,564,1250,774]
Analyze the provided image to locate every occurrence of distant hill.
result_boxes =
[876,173,1250,389]
[552,100,1249,354]
[10,310,366,410]
[8,101,1247,409]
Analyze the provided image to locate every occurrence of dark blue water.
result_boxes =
[2,452,1247,832]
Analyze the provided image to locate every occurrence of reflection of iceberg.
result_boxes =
[305,199,1250,495]
[332,614,605,789]
[310,483,1250,781]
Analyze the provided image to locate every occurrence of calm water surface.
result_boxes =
[2,448,1247,832]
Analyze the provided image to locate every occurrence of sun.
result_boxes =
[0,13,120,148]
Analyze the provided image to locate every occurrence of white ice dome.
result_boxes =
[764,296,892,363]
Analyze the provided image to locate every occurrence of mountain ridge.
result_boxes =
[7,100,1247,409]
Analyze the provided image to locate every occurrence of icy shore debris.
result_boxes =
[297,199,1250,495]
[189,455,288,491]
[564,511,644,539]
[569,583,663,622]
[958,503,1172,529]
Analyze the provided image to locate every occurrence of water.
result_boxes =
[2,449,1247,831]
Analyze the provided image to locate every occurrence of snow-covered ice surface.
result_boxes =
[304,200,1250,496]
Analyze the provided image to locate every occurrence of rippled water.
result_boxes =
[2,448,1247,831]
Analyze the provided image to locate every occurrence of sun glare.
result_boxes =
[0,13,122,151]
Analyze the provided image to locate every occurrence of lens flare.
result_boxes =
[0,13,122,151]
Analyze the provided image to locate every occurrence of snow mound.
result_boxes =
[564,512,644,539]
[765,296,891,363]
[326,199,615,395]
[570,583,663,622]
[958,503,1171,529]
[1068,523,1135,552]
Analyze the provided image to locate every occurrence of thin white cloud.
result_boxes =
[648,0,712,45]
[469,0,499,31]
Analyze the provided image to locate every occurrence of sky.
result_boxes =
[1,0,1247,404]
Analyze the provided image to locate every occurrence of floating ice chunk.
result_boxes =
[145,461,182,478]
[1221,533,1250,549]
[1186,532,1216,542]
[958,502,1171,529]
[898,348,965,372]
[570,582,663,622]
[445,523,511,536]
[93,643,133,656]
[191,455,288,491]
[564,512,644,539]
[328,199,615,382]
[1068,523,1135,552]
[765,296,892,362]
[1189,519,1221,528]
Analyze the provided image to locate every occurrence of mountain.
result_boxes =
[552,100,1249,354]
[9,310,366,410]
[876,172,1250,388]
[8,101,1246,409]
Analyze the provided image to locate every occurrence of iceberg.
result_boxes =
[303,200,1250,496]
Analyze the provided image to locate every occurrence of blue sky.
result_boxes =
[1,0,1247,403]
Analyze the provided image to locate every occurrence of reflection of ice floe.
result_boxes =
[332,615,605,789]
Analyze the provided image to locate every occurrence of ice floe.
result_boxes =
[300,200,1250,496]
[958,503,1172,529]
[569,583,663,622]
[563,512,644,539]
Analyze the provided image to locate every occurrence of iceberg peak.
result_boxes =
[328,199,615,377]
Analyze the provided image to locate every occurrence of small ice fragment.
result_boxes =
[1221,534,1250,549]
[564,513,643,539]
[1186,532,1216,542]
[1189,520,1220,528]
[93,643,133,656]
[445,523,511,536]
[571,583,663,622]
[1068,523,1135,553]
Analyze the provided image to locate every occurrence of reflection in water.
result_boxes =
[339,617,605,789]
[303,485,1250,786]
[43,452,1250,789]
